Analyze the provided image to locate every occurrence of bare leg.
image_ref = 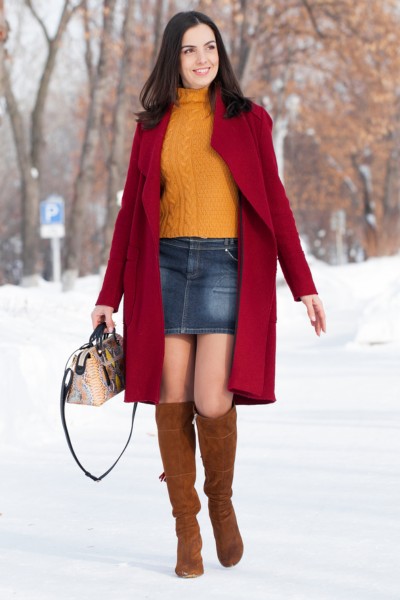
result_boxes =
[194,333,235,418]
[159,334,196,404]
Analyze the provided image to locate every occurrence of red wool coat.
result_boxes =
[96,88,318,405]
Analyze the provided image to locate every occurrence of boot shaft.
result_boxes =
[155,401,201,517]
[155,401,204,577]
[194,403,244,567]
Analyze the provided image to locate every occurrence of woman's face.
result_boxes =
[179,23,219,89]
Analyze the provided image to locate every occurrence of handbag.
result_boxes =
[60,323,138,481]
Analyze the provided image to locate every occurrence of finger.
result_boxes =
[316,317,321,336]
[314,305,327,333]
[307,303,316,324]
[312,299,326,334]
[105,311,115,333]
[91,311,101,330]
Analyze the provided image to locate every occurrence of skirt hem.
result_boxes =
[164,328,235,334]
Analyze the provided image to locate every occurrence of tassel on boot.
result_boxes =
[156,401,204,578]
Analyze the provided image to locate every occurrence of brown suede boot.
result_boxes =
[195,404,244,567]
[155,401,204,578]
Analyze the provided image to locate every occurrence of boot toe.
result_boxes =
[217,541,244,567]
[175,563,204,578]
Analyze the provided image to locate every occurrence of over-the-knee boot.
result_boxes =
[155,401,204,578]
[195,404,244,567]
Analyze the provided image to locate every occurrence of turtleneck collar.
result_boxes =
[177,85,210,105]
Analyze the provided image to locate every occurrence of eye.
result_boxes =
[183,48,194,54]
[207,44,216,50]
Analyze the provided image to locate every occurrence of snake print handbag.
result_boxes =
[63,323,125,406]
[60,323,137,481]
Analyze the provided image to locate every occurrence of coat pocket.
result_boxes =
[123,245,139,327]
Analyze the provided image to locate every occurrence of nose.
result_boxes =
[196,49,208,65]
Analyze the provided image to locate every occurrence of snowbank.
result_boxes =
[0,256,399,600]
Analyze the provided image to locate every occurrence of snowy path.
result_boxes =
[1,257,399,599]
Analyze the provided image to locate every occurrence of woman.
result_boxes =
[91,11,326,579]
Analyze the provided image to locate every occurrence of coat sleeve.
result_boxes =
[95,123,142,312]
[258,108,318,301]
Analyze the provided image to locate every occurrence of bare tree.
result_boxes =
[62,0,118,291]
[0,0,9,97]
[101,0,137,272]
[0,0,82,286]
[152,0,164,66]
[165,0,177,21]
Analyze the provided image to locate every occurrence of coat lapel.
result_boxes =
[138,88,274,247]
[211,91,274,232]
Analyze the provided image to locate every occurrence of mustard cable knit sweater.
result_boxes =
[159,85,239,238]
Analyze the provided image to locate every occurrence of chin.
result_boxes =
[193,77,215,87]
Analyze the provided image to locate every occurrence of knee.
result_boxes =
[194,396,233,419]
[197,407,225,419]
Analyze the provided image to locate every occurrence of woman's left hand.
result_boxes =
[300,294,326,337]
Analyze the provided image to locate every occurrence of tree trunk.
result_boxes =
[63,0,118,291]
[1,0,80,285]
[1,35,41,285]
[165,0,176,20]
[236,0,249,83]
[151,0,164,66]
[101,0,136,271]
[352,156,378,258]
[381,140,400,254]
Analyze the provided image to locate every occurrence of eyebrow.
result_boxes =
[181,40,216,49]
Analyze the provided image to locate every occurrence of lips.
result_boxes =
[193,67,211,75]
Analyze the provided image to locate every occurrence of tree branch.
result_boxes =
[30,0,84,170]
[81,0,94,87]
[299,0,326,39]
[0,42,29,175]
[24,0,50,43]
[25,0,84,46]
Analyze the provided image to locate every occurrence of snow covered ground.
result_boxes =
[1,255,399,600]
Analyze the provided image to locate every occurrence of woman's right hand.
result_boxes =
[91,305,115,333]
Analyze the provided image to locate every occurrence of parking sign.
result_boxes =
[40,194,65,238]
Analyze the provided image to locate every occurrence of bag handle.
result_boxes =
[89,322,119,352]
[60,326,138,482]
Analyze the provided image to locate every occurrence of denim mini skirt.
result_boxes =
[159,237,239,334]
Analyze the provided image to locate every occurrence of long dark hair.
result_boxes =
[135,11,252,129]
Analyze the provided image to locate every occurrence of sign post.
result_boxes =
[330,209,346,265]
[40,195,65,282]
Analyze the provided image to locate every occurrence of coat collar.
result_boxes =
[138,87,273,245]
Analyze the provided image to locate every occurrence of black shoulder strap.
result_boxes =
[60,350,138,482]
